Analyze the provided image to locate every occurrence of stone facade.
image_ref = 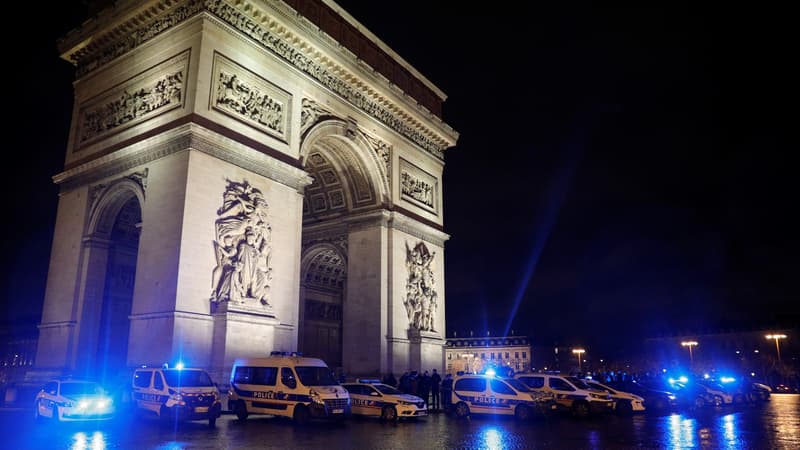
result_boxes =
[34,0,457,385]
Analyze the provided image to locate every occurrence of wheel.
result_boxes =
[234,400,249,421]
[208,417,216,427]
[514,404,532,421]
[572,401,590,418]
[34,401,43,422]
[616,400,633,415]
[693,396,706,409]
[455,402,470,418]
[293,404,310,425]
[381,405,398,422]
[51,406,60,422]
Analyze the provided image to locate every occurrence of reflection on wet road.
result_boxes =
[2,394,797,449]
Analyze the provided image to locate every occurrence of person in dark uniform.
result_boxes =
[430,369,442,410]
[441,373,453,411]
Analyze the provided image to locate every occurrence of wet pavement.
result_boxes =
[1,394,797,449]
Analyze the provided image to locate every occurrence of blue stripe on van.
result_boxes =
[232,385,312,403]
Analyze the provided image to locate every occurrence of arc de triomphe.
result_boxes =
[34,0,458,382]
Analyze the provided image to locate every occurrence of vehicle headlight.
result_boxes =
[78,400,90,410]
[668,395,676,400]
[398,400,415,406]
[588,393,603,399]
[96,398,111,411]
[169,392,183,402]
[309,389,324,405]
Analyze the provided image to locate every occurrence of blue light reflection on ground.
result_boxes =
[70,430,106,450]
[480,426,503,450]
[667,414,696,449]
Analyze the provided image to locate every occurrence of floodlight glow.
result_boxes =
[175,361,185,370]
[678,376,688,383]
[720,377,735,383]
[486,368,496,377]
[704,373,710,379]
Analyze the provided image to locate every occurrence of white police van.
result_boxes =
[514,373,614,417]
[228,352,350,424]
[451,373,555,421]
[131,364,222,426]
[342,379,427,421]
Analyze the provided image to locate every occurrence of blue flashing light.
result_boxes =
[704,373,710,379]
[175,361,185,370]
[720,377,736,383]
[668,378,676,384]
[486,368,496,377]
[662,369,667,373]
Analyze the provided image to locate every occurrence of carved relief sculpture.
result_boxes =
[403,242,438,332]
[211,53,291,142]
[399,158,437,213]
[211,180,274,311]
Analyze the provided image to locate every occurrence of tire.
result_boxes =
[693,396,705,409]
[455,402,470,418]
[234,400,249,421]
[293,404,310,425]
[616,400,633,415]
[34,401,43,422]
[515,404,532,421]
[381,405,398,422]
[572,401,590,418]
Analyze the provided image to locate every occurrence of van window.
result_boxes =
[489,379,515,395]
[454,378,486,392]
[549,377,575,391]
[519,376,544,389]
[154,372,164,390]
[281,368,297,389]
[234,367,278,386]
[163,369,214,388]
[134,371,152,388]
[295,366,338,386]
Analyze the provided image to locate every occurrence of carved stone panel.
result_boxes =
[210,52,292,143]
[76,50,190,148]
[400,158,437,214]
[210,179,274,316]
[403,242,438,332]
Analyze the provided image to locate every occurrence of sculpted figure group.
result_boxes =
[403,242,438,332]
[210,180,273,308]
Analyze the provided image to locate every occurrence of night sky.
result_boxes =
[3,1,797,356]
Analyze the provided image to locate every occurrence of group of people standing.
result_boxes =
[382,370,454,411]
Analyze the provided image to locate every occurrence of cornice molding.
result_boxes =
[59,0,458,161]
[54,122,312,193]
[389,211,450,247]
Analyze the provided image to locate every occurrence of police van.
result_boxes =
[131,364,222,426]
[451,373,555,421]
[228,352,350,424]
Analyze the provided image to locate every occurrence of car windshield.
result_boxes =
[60,382,104,396]
[294,366,338,386]
[566,377,591,389]
[504,378,531,392]
[375,384,403,395]
[162,369,215,387]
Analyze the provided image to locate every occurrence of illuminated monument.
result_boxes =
[35,0,457,382]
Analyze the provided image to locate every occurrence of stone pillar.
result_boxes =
[72,237,112,374]
[408,329,446,373]
[209,302,279,381]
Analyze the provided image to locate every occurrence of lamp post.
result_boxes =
[681,341,698,363]
[572,349,585,372]
[765,334,787,362]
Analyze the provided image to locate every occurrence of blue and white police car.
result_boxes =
[452,373,556,421]
[34,378,115,422]
[341,379,427,421]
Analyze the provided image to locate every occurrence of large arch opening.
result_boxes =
[298,120,386,371]
[87,181,143,381]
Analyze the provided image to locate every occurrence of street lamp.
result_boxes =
[681,341,698,363]
[765,334,787,362]
[572,349,585,372]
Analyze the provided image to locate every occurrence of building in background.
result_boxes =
[445,333,531,375]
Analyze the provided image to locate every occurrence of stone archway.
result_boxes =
[299,243,346,368]
[82,177,144,380]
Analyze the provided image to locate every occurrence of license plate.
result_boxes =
[332,408,344,414]
[195,407,209,413]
